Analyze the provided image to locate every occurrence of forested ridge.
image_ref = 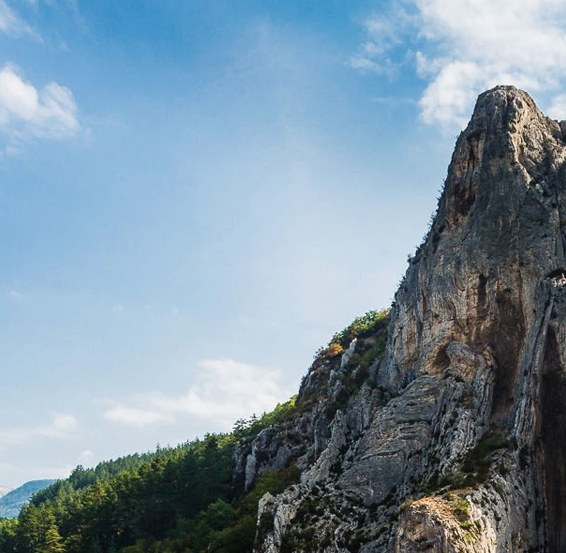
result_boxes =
[0,309,389,553]
[0,409,298,553]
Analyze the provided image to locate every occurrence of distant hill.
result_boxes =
[0,479,56,518]
[0,486,12,499]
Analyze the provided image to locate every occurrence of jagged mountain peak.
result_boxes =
[381,85,566,396]
[243,88,566,553]
[439,84,565,225]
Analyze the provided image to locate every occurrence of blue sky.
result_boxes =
[1,0,566,488]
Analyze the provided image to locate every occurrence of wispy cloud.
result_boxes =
[103,358,292,430]
[350,5,415,77]
[0,414,80,448]
[354,0,566,131]
[104,406,171,428]
[0,0,38,39]
[0,64,80,148]
[78,449,94,464]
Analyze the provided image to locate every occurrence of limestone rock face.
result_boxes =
[237,86,566,553]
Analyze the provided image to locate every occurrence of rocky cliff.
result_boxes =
[233,86,566,553]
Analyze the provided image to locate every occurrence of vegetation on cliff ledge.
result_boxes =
[0,309,388,553]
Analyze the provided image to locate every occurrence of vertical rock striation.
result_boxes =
[236,86,566,552]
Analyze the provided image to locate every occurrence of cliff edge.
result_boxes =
[236,86,566,553]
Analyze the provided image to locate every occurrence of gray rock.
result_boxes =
[242,86,566,553]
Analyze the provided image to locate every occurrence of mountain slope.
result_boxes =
[245,86,566,553]
[0,480,55,519]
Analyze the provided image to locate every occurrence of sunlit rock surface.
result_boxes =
[232,86,566,553]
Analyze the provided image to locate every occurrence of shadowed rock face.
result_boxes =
[541,327,566,552]
[236,86,566,553]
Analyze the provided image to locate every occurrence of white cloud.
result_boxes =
[417,59,484,130]
[0,64,80,145]
[39,413,79,438]
[349,5,415,76]
[103,358,292,430]
[356,0,566,131]
[78,449,94,464]
[547,94,566,120]
[104,406,172,428]
[0,0,37,38]
[350,56,385,74]
[0,413,80,447]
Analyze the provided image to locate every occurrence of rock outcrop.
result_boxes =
[234,86,566,552]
